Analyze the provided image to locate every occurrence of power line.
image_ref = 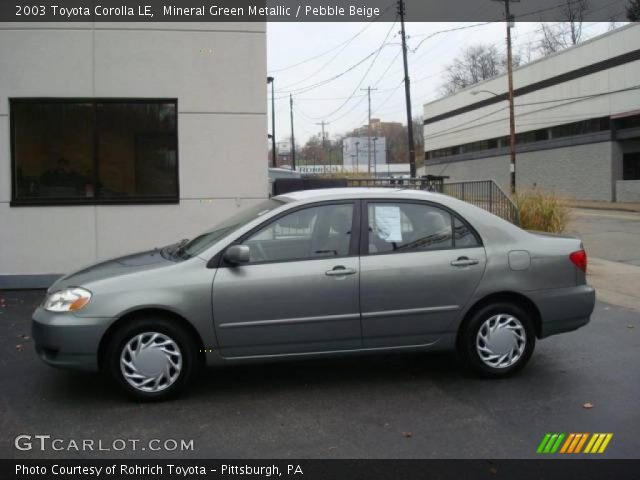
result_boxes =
[423,84,640,141]
[267,1,396,74]
[294,20,398,122]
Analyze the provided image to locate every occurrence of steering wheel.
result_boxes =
[252,242,268,262]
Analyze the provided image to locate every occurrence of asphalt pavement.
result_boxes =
[1,290,638,459]
[567,208,640,266]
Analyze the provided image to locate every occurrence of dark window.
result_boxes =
[243,203,354,263]
[623,153,640,180]
[424,116,610,161]
[453,216,481,248]
[550,117,609,139]
[11,99,178,205]
[367,202,453,254]
[614,114,640,130]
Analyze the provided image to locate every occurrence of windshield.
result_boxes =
[168,198,284,260]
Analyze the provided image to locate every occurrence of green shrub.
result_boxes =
[514,190,570,233]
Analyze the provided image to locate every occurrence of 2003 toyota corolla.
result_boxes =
[33,188,595,400]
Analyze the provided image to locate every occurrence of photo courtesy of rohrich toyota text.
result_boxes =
[0,0,639,478]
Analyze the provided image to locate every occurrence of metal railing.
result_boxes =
[442,180,519,226]
[272,177,519,225]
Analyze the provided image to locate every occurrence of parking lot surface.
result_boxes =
[1,290,639,459]
[568,209,640,266]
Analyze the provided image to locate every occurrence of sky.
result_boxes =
[266,21,615,146]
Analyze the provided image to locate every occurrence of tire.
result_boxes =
[104,315,199,401]
[458,302,535,378]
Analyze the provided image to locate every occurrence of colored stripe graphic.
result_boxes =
[537,433,565,453]
[539,433,613,454]
[585,433,613,454]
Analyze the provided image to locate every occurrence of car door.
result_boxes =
[360,200,486,348]
[212,201,362,357]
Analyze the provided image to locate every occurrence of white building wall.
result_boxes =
[423,24,640,151]
[0,23,268,282]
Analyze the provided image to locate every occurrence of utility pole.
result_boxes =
[267,77,276,168]
[360,86,377,175]
[315,120,330,164]
[289,94,296,171]
[398,0,416,178]
[493,0,519,193]
[373,137,378,178]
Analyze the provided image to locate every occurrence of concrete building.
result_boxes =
[342,136,388,171]
[419,24,640,203]
[1,22,268,288]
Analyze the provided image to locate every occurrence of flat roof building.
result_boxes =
[1,22,268,288]
[419,23,640,204]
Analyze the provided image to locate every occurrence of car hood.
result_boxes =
[49,249,172,291]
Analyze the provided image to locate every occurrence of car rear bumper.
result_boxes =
[32,307,112,371]
[529,284,596,338]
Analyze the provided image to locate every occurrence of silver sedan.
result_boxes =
[32,188,595,400]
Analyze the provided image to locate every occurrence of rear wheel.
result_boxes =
[105,316,198,401]
[458,302,535,377]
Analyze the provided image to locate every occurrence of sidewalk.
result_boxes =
[588,258,640,312]
[569,200,640,213]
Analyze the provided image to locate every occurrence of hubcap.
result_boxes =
[120,332,182,393]
[476,314,526,369]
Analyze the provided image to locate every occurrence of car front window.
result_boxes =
[172,199,284,259]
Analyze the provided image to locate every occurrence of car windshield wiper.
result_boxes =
[171,239,191,260]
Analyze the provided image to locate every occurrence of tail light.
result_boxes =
[569,250,587,273]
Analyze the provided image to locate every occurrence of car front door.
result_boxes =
[360,200,486,348]
[212,201,362,358]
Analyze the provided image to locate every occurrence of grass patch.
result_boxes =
[514,190,570,233]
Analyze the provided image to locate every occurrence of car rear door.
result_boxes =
[359,200,486,348]
[212,201,362,357]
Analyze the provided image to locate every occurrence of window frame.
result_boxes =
[360,199,483,256]
[216,200,362,268]
[9,97,180,207]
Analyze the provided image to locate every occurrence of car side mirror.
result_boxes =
[224,245,250,265]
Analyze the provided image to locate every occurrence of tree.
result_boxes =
[440,44,518,95]
[627,0,640,20]
[537,0,589,55]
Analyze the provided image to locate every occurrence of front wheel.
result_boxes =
[458,302,536,377]
[105,316,198,401]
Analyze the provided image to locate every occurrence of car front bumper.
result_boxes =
[529,284,596,338]
[32,307,113,371]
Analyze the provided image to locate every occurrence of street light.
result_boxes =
[470,86,516,193]
[355,141,360,175]
[470,89,499,97]
[267,76,276,168]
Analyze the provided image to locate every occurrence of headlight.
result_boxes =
[44,287,92,313]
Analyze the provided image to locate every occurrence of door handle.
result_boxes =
[450,256,479,267]
[325,266,357,276]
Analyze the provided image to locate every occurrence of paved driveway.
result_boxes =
[567,209,640,266]
[1,290,638,459]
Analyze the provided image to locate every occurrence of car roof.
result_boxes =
[276,187,439,203]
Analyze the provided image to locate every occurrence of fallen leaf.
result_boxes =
[628,325,635,329]
[402,432,413,438]
[582,402,594,409]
